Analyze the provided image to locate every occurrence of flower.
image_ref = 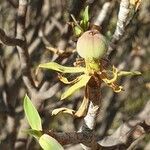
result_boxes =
[38,30,141,117]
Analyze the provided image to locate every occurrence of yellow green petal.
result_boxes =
[61,74,90,100]
[58,74,82,84]
[39,62,85,73]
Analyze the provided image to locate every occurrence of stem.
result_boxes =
[85,58,100,75]
[80,75,102,149]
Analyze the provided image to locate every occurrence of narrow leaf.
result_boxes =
[24,94,42,131]
[61,75,90,100]
[39,62,85,73]
[83,6,89,24]
[80,6,90,30]
[39,134,64,150]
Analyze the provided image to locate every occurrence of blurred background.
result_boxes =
[0,0,150,149]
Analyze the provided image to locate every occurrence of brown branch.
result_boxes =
[0,28,24,47]
[42,100,150,149]
[47,131,95,147]
[6,0,18,8]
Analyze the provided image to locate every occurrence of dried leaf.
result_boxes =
[101,70,118,84]
[130,0,142,10]
[110,83,123,93]
[74,96,90,117]
[52,107,75,116]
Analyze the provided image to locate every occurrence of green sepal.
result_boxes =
[39,62,85,73]
[39,134,64,150]
[23,94,42,131]
[118,71,141,77]
[61,74,90,100]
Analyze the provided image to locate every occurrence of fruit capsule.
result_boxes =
[77,30,108,59]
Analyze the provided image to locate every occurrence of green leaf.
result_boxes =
[39,62,85,73]
[24,94,42,131]
[81,6,89,30]
[39,134,64,150]
[118,71,141,77]
[25,129,42,140]
[61,74,90,100]
[83,6,89,25]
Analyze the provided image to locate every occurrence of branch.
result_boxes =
[47,131,95,147]
[0,0,36,93]
[0,29,24,47]
[106,0,130,58]
[13,1,39,147]
[98,100,150,148]
[79,76,102,149]
[107,0,141,58]
[94,2,111,27]
[112,0,130,42]
[6,0,18,8]
[15,0,36,92]
[45,100,150,149]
